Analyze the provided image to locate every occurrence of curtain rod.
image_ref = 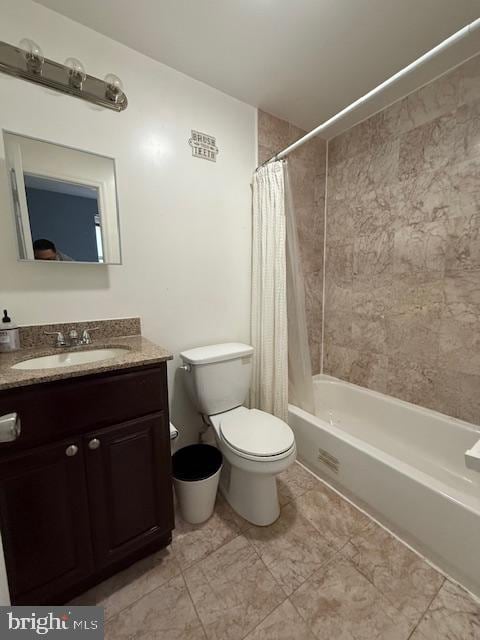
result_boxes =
[259,17,480,168]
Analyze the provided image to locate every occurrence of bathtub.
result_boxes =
[288,374,480,598]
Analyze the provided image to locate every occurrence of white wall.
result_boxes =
[0,0,257,448]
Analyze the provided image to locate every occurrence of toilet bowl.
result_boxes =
[209,406,296,525]
[180,342,296,526]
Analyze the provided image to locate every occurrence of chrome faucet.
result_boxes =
[44,326,99,348]
[80,328,99,345]
[44,330,67,348]
[68,329,80,346]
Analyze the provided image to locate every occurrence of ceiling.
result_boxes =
[34,0,480,136]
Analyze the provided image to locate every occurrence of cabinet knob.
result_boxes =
[88,438,100,450]
[65,444,78,457]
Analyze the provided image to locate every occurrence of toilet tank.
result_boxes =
[180,343,254,415]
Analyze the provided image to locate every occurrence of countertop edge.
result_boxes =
[0,336,173,392]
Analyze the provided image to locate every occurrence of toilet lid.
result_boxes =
[220,409,294,457]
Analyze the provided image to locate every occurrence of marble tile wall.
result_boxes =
[325,53,480,423]
[258,110,326,373]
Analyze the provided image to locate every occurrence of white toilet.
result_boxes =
[180,343,296,526]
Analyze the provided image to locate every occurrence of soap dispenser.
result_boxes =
[0,310,20,352]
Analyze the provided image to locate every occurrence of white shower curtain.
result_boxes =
[285,165,315,414]
[250,160,315,421]
[250,161,288,420]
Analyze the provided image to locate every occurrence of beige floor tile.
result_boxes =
[278,462,319,506]
[244,599,316,640]
[173,494,247,569]
[218,495,251,532]
[296,483,371,549]
[342,524,444,625]
[246,502,335,595]
[70,465,480,640]
[105,573,206,640]
[410,580,480,640]
[183,535,285,640]
[69,545,180,620]
[290,559,414,640]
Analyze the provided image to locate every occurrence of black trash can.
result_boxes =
[172,444,223,524]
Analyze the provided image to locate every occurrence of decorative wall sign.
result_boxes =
[189,130,219,162]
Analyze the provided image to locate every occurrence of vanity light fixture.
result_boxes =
[65,57,86,90]
[0,38,128,112]
[104,73,125,105]
[19,38,44,75]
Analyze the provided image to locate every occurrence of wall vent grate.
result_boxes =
[317,448,339,473]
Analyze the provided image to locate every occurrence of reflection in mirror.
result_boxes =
[3,131,122,264]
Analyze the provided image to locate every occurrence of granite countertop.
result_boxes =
[0,335,173,391]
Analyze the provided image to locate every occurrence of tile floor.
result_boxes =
[72,462,480,640]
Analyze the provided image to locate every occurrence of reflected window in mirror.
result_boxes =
[3,131,122,265]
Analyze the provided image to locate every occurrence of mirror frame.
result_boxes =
[3,129,123,265]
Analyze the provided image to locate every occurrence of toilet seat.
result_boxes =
[219,409,295,459]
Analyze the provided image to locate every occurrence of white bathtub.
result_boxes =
[288,374,480,598]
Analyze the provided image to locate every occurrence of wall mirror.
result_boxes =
[3,131,122,264]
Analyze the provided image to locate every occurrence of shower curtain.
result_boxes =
[285,165,315,414]
[251,161,288,420]
[250,160,314,421]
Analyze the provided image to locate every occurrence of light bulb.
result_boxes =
[19,38,44,74]
[65,57,86,89]
[104,73,124,103]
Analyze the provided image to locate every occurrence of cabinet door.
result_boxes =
[0,438,93,604]
[84,413,174,569]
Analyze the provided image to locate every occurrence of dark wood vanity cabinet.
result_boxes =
[84,413,172,570]
[0,363,174,605]
[0,436,94,605]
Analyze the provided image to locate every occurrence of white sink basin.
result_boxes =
[12,348,129,371]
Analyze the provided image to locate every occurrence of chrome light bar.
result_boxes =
[0,39,128,112]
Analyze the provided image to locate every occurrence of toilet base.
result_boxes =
[220,460,281,526]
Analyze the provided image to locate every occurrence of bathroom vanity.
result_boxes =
[0,322,174,605]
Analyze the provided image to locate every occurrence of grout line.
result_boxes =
[99,561,183,626]
[295,460,480,604]
[286,548,347,628]
[178,565,209,640]
[220,530,288,640]
[239,597,287,640]
[244,526,331,639]
[172,497,247,572]
[338,538,444,631]
[173,531,241,574]
[405,576,446,640]
[253,108,259,169]
[320,141,328,374]
[287,590,325,637]
[275,499,427,637]
[284,467,357,555]
[174,507,246,640]
[242,490,338,626]
[286,466,445,633]
[246,529,285,585]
